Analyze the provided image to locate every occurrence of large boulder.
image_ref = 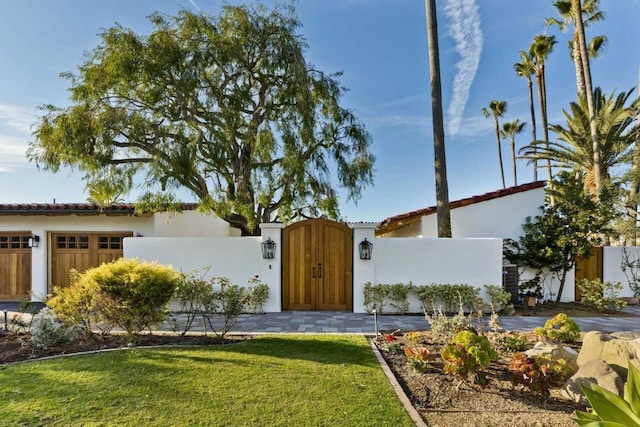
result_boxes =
[563,359,624,405]
[525,341,578,373]
[577,331,640,376]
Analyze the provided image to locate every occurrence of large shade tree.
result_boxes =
[28,5,375,235]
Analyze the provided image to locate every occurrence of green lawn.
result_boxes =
[0,335,414,426]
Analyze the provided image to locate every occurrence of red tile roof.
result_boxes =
[0,203,199,216]
[376,181,546,235]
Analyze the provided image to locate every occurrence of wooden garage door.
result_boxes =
[282,219,353,311]
[0,233,31,300]
[50,233,132,291]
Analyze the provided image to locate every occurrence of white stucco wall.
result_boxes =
[153,211,241,237]
[0,210,237,301]
[420,186,545,239]
[602,246,640,297]
[352,237,503,313]
[124,236,281,312]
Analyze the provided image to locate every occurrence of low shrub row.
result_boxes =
[363,282,512,315]
[46,259,269,340]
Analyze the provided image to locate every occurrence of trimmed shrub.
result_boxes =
[50,258,182,336]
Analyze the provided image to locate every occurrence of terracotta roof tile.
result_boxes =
[0,202,199,216]
[377,181,546,235]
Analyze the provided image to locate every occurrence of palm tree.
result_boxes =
[500,119,527,186]
[514,51,538,180]
[546,0,607,99]
[425,0,451,237]
[573,0,602,194]
[482,100,508,189]
[519,88,640,193]
[529,34,556,182]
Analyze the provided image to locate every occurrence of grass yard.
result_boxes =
[0,335,414,426]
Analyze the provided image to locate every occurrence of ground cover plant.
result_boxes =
[376,325,586,426]
[0,335,414,426]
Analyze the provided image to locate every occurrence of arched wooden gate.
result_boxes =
[282,219,353,311]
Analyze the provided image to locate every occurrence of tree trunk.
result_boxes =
[535,69,552,183]
[511,136,518,186]
[574,0,602,194]
[425,0,451,238]
[572,34,587,98]
[540,64,553,182]
[555,268,568,303]
[527,77,538,181]
[495,119,506,189]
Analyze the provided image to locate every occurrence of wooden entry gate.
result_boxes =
[574,246,603,301]
[282,219,353,311]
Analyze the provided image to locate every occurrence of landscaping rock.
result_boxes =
[563,359,624,405]
[577,331,640,376]
[525,341,578,372]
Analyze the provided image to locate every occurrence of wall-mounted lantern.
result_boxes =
[261,237,276,259]
[359,238,373,260]
[28,234,40,248]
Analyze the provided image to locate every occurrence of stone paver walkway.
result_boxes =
[2,301,639,335]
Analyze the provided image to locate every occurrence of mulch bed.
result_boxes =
[0,332,247,365]
[375,330,587,426]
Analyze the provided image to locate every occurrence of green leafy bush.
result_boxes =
[577,278,627,312]
[214,278,248,336]
[388,283,412,314]
[483,284,514,313]
[48,269,112,335]
[50,258,181,336]
[95,258,181,335]
[534,313,580,343]
[246,276,269,314]
[177,270,252,338]
[415,285,438,312]
[363,282,390,314]
[575,361,640,426]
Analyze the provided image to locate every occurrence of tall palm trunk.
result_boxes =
[527,76,538,180]
[572,35,587,98]
[494,119,506,189]
[573,0,601,194]
[425,0,451,238]
[536,67,553,182]
[510,135,518,186]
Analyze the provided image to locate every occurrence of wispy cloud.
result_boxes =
[0,135,30,172]
[0,104,36,134]
[188,0,202,11]
[443,0,483,137]
[0,104,36,172]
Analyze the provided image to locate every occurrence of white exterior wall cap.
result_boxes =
[348,222,378,230]
[259,223,285,230]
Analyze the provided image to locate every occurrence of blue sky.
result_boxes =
[1,0,639,222]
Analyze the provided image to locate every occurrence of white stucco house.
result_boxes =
[376,181,546,239]
[0,203,239,302]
